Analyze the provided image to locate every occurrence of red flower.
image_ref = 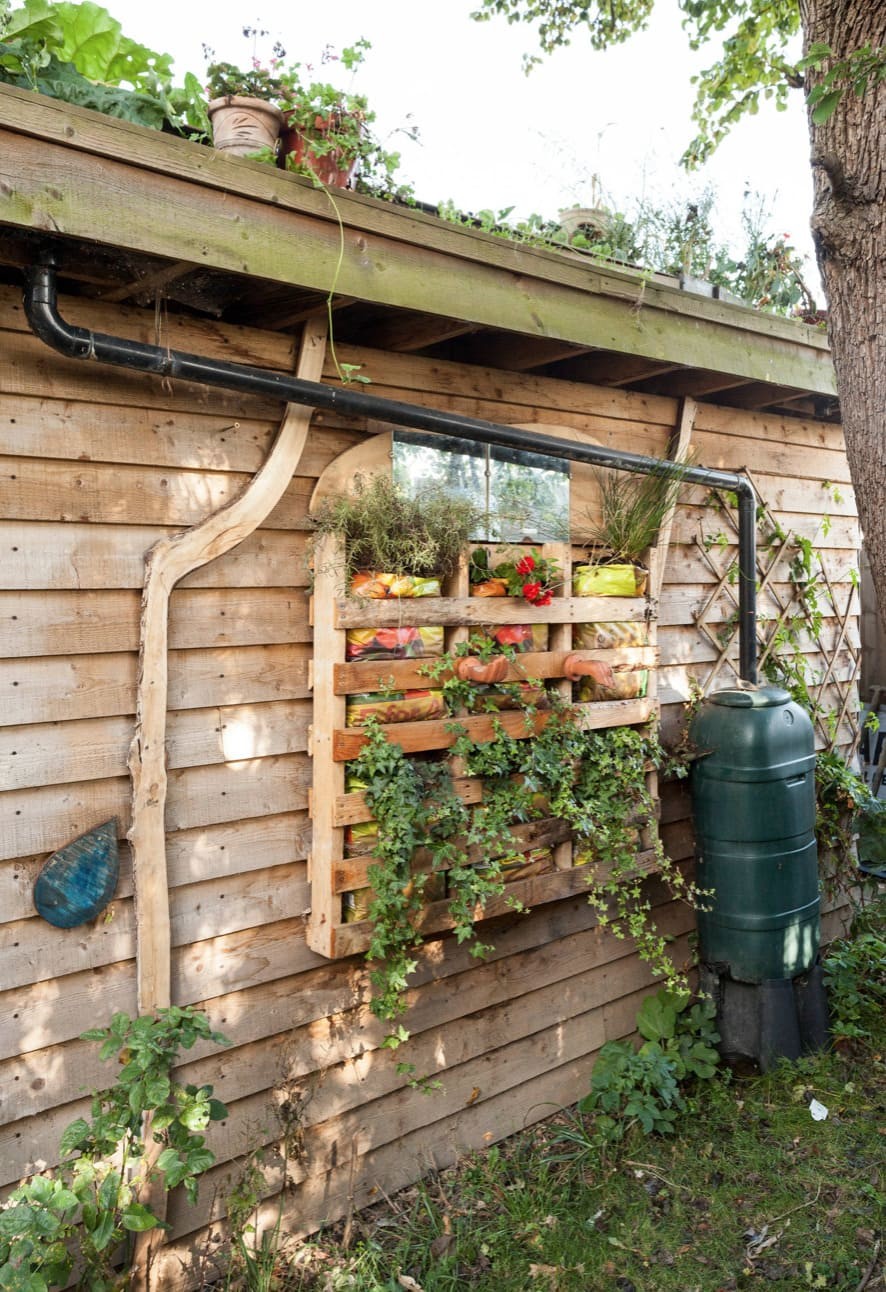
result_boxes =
[522,581,542,603]
[515,554,536,576]
[534,591,553,606]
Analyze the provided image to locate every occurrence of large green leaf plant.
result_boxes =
[0,0,207,132]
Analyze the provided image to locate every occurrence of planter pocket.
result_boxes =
[346,689,446,727]
[573,564,647,597]
[346,625,444,662]
[572,620,648,651]
[577,666,648,704]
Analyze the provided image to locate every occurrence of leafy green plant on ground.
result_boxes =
[555,988,720,1156]
[0,1007,229,1291]
[823,895,886,1045]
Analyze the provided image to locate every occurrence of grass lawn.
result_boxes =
[275,906,885,1292]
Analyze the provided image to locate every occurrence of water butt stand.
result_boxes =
[689,686,829,1069]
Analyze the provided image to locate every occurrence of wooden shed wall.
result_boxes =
[0,282,857,1284]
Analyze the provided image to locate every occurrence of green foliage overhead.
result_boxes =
[473,0,802,166]
[0,0,208,132]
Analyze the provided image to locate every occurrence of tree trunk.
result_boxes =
[800,0,886,638]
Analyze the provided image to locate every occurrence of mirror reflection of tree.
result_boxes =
[393,432,570,543]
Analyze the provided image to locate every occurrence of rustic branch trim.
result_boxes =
[127,318,327,1292]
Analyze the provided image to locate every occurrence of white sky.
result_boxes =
[111,0,819,296]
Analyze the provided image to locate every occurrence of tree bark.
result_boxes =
[800,0,886,635]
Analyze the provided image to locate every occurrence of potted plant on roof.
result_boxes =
[205,54,286,157]
[277,39,369,187]
[276,40,411,194]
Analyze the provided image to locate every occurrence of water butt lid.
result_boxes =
[709,685,791,709]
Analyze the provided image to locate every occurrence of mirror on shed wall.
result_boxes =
[391,430,570,543]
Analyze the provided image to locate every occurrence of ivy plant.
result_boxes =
[0,1007,229,1291]
[350,641,704,1038]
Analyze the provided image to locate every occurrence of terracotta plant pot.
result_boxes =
[279,111,359,187]
[469,577,509,598]
[207,96,284,158]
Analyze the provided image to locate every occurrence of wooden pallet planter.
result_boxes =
[308,530,661,959]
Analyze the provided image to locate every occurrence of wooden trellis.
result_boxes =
[691,477,860,751]
[305,430,670,960]
[307,534,662,959]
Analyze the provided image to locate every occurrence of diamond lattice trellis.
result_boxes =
[690,475,860,753]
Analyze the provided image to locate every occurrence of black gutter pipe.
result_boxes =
[24,257,758,682]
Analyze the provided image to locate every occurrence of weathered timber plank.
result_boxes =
[695,402,844,443]
[0,453,313,529]
[0,126,835,393]
[0,393,362,478]
[0,283,295,362]
[658,623,860,667]
[660,584,860,628]
[670,507,859,550]
[0,521,310,590]
[150,1060,595,1281]
[164,754,311,833]
[0,698,310,790]
[0,900,693,1127]
[690,427,853,485]
[172,916,325,1007]
[0,809,311,925]
[0,753,311,860]
[333,646,658,695]
[0,587,310,658]
[0,873,686,1068]
[663,545,859,589]
[679,476,856,518]
[0,863,311,995]
[0,643,310,725]
[333,595,647,628]
[163,933,690,1245]
[182,956,658,1183]
[332,698,655,760]
[0,327,284,419]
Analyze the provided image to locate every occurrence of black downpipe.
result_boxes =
[24,257,758,681]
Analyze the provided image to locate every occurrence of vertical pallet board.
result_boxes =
[308,537,661,960]
[306,531,348,958]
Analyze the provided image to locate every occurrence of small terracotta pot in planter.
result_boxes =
[279,112,359,187]
[207,96,284,158]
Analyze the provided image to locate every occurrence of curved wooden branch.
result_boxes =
[128,320,327,1292]
[128,316,327,1017]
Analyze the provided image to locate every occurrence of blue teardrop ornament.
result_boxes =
[33,819,120,928]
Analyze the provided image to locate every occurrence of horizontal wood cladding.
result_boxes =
[0,892,694,1181]
[0,642,309,727]
[0,275,857,1272]
[0,88,834,395]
